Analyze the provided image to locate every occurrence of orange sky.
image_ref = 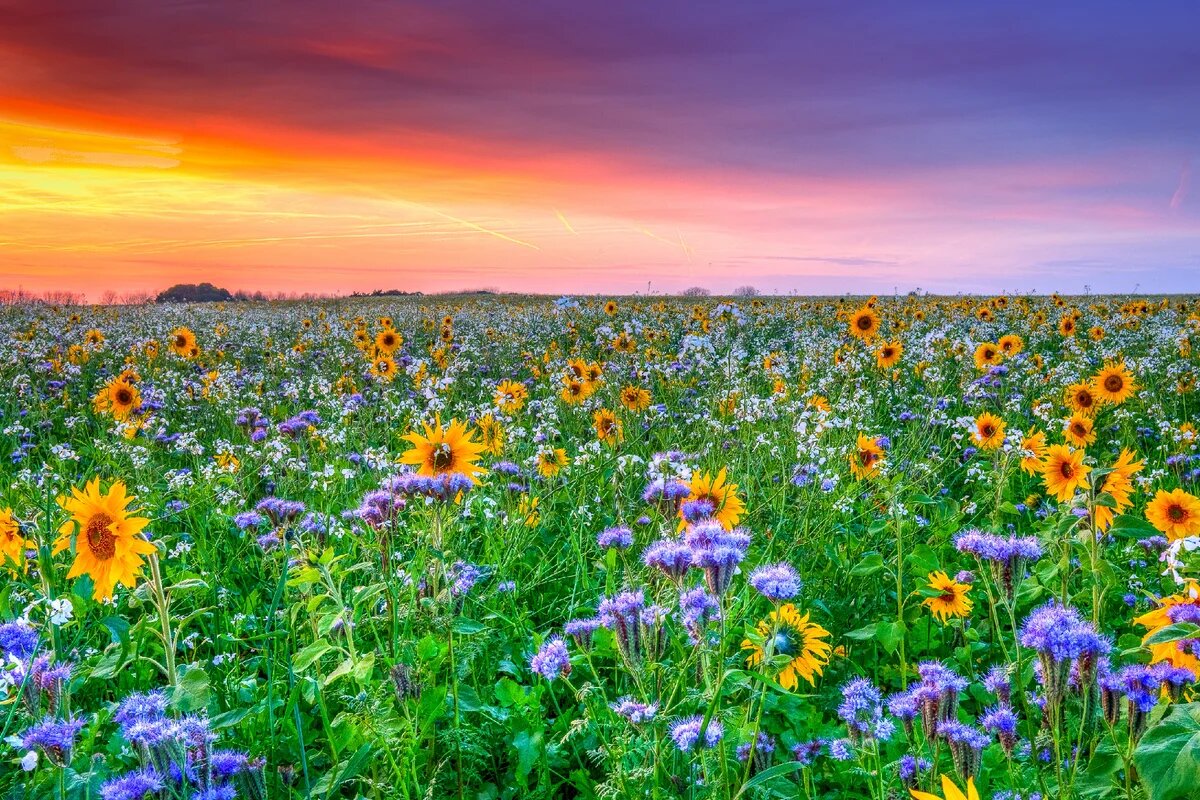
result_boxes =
[2,2,1197,297]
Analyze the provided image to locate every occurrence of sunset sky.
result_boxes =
[1,1,1198,298]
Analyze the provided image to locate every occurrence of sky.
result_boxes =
[1,1,1198,298]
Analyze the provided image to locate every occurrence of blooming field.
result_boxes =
[4,293,1200,800]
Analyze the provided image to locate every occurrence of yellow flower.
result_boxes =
[1093,360,1136,405]
[55,478,156,601]
[1065,382,1100,415]
[973,342,1000,370]
[0,508,34,574]
[399,418,487,484]
[1040,445,1091,503]
[370,354,398,382]
[593,408,623,446]
[92,376,142,421]
[169,327,198,358]
[998,334,1024,356]
[849,433,884,480]
[1019,429,1048,475]
[619,385,651,412]
[536,447,569,478]
[494,380,528,412]
[215,451,240,473]
[374,328,402,354]
[972,412,1005,450]
[518,495,540,528]
[1145,488,1200,541]
[681,468,746,530]
[477,413,505,455]
[876,341,903,369]
[848,306,881,341]
[1063,412,1096,447]
[922,571,973,622]
[742,603,831,690]
[910,775,980,800]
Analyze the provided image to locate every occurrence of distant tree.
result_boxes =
[682,286,711,297]
[156,282,234,303]
[734,285,760,297]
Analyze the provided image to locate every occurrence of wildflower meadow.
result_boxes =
[4,293,1200,800]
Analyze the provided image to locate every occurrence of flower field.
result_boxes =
[4,293,1200,800]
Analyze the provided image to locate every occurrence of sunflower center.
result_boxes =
[175,335,188,348]
[856,316,873,331]
[859,450,877,466]
[85,513,117,561]
[115,388,133,405]
[1104,375,1123,392]
[1168,504,1188,523]
[431,443,454,470]
[981,424,995,437]
[1071,423,1086,436]
[771,630,797,657]
[940,590,959,604]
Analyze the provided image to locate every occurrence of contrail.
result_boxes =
[1170,160,1191,211]
[555,209,577,234]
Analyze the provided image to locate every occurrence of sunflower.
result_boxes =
[400,418,487,484]
[370,354,398,382]
[1065,382,1100,415]
[593,408,623,446]
[1040,445,1091,502]
[55,478,156,601]
[477,414,505,455]
[1135,585,1200,672]
[922,571,973,622]
[93,376,142,421]
[682,468,746,530]
[374,328,402,355]
[876,341,903,369]
[1058,314,1077,337]
[0,508,33,574]
[910,775,980,800]
[169,327,198,358]
[742,603,831,690]
[1063,412,1096,447]
[1019,429,1049,474]
[84,328,105,347]
[849,433,884,480]
[619,385,651,412]
[972,412,1005,450]
[998,334,1024,356]
[1145,488,1200,541]
[494,379,528,412]
[848,306,881,341]
[1094,448,1143,532]
[973,342,1000,370]
[560,378,588,405]
[536,447,569,478]
[611,332,637,353]
[603,300,618,315]
[1093,361,1136,405]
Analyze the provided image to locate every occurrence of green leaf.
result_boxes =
[324,657,354,687]
[312,743,373,798]
[292,639,333,672]
[844,622,879,641]
[173,666,210,713]
[1134,702,1200,800]
[733,762,801,798]
[1107,514,1161,539]
[876,620,907,654]
[1143,623,1200,647]
[452,617,487,635]
[512,730,543,782]
[850,552,884,577]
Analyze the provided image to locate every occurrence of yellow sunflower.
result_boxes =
[1135,585,1200,672]
[1094,448,1142,532]
[849,433,884,480]
[998,334,1024,356]
[742,603,831,690]
[1145,488,1200,541]
[911,775,980,800]
[1040,445,1091,502]
[93,376,142,421]
[169,327,198,358]
[374,328,402,355]
[876,341,903,369]
[592,408,623,446]
[922,571,973,622]
[1063,412,1096,447]
[477,414,505,455]
[370,354,398,382]
[619,385,652,412]
[1093,361,1136,405]
[0,508,33,574]
[1065,382,1100,415]
[55,478,156,601]
[1019,429,1049,475]
[536,447,569,478]
[494,379,528,412]
[848,306,881,341]
[681,468,746,530]
[973,342,1000,371]
[972,412,1005,450]
[399,418,487,484]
